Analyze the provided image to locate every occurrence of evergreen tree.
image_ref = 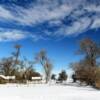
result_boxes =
[51,74,56,81]
[58,70,67,83]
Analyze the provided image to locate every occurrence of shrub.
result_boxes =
[75,66,96,85]
[95,68,100,89]
[72,61,96,85]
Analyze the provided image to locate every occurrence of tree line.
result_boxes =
[0,38,100,89]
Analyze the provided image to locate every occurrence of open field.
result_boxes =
[0,83,100,100]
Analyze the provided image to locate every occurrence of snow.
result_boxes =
[0,83,100,100]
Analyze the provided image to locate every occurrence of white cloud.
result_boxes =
[0,30,26,41]
[65,17,92,35]
[0,3,73,25]
[0,29,44,42]
[0,6,13,19]
[91,18,100,29]
[0,0,100,40]
[29,34,45,41]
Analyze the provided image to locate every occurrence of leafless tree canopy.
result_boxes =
[71,38,100,86]
[35,49,53,83]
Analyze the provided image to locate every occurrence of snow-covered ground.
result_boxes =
[0,83,100,100]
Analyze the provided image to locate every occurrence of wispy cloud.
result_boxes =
[0,30,26,41]
[0,6,13,19]
[0,28,44,42]
[0,0,100,41]
[0,3,72,25]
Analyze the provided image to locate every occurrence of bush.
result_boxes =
[72,61,96,85]
[75,66,96,85]
[15,69,41,83]
[95,68,100,89]
[14,71,26,83]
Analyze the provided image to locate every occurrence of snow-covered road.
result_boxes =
[0,83,100,100]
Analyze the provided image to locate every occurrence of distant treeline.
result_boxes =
[0,38,100,89]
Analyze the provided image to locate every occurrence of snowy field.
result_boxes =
[0,83,100,100]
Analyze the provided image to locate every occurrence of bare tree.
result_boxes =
[71,38,100,86]
[45,60,52,83]
[35,49,53,83]
[78,38,100,67]
[0,44,22,77]
[0,57,15,76]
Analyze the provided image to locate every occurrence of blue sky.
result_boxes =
[0,0,100,74]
